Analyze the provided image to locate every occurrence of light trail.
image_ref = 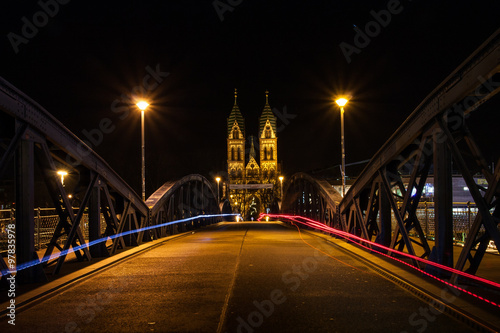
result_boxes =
[259,213,500,309]
[2,213,238,275]
[288,220,362,271]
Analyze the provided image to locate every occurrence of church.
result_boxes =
[226,89,281,219]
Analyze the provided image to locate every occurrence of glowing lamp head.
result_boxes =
[57,170,68,185]
[279,176,284,182]
[136,101,149,111]
[265,216,269,222]
[216,177,221,183]
[335,98,349,107]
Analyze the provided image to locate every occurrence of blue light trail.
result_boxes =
[2,213,238,275]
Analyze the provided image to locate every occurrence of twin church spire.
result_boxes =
[226,89,279,185]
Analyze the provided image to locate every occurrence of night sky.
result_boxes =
[2,1,499,195]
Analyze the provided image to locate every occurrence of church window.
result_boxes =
[263,147,267,160]
[265,126,271,139]
[231,147,235,160]
[232,128,239,139]
[237,147,242,161]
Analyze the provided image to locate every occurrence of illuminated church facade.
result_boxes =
[226,89,281,219]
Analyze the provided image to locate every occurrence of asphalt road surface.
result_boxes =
[2,222,474,332]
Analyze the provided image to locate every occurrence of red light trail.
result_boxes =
[258,213,500,309]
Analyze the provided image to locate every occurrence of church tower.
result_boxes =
[259,90,278,181]
[226,89,281,220]
[227,89,245,184]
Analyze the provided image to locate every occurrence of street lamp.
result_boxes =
[136,101,149,201]
[335,97,349,197]
[215,177,221,203]
[57,170,68,186]
[279,176,284,205]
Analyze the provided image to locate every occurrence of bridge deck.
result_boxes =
[1,222,489,332]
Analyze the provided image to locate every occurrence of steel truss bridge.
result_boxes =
[0,76,223,281]
[283,29,500,278]
[1,29,500,289]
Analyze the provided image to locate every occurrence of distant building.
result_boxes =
[226,89,281,219]
[400,175,485,204]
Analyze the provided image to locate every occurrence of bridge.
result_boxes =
[1,29,500,332]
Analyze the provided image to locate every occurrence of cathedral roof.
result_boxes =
[227,88,245,137]
[259,90,277,137]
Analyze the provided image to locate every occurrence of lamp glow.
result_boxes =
[335,98,349,107]
[136,101,149,111]
[57,170,68,186]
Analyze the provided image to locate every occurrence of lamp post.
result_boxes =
[57,170,68,186]
[215,177,221,203]
[335,97,349,197]
[137,101,149,201]
[279,176,284,207]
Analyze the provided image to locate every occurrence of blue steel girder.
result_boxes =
[339,28,500,273]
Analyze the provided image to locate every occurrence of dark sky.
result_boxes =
[2,0,500,194]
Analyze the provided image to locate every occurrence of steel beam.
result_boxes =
[440,119,500,271]
[428,130,454,268]
[375,181,392,247]
[0,123,27,180]
[15,136,46,283]
[89,179,109,258]
[379,169,418,265]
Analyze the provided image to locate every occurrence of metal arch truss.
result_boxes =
[282,172,342,229]
[338,28,500,274]
[0,76,221,281]
[145,174,222,241]
[0,76,149,279]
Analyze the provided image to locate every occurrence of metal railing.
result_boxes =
[0,208,107,252]
[387,201,481,243]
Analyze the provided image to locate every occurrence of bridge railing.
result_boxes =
[390,201,479,240]
[0,208,108,253]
